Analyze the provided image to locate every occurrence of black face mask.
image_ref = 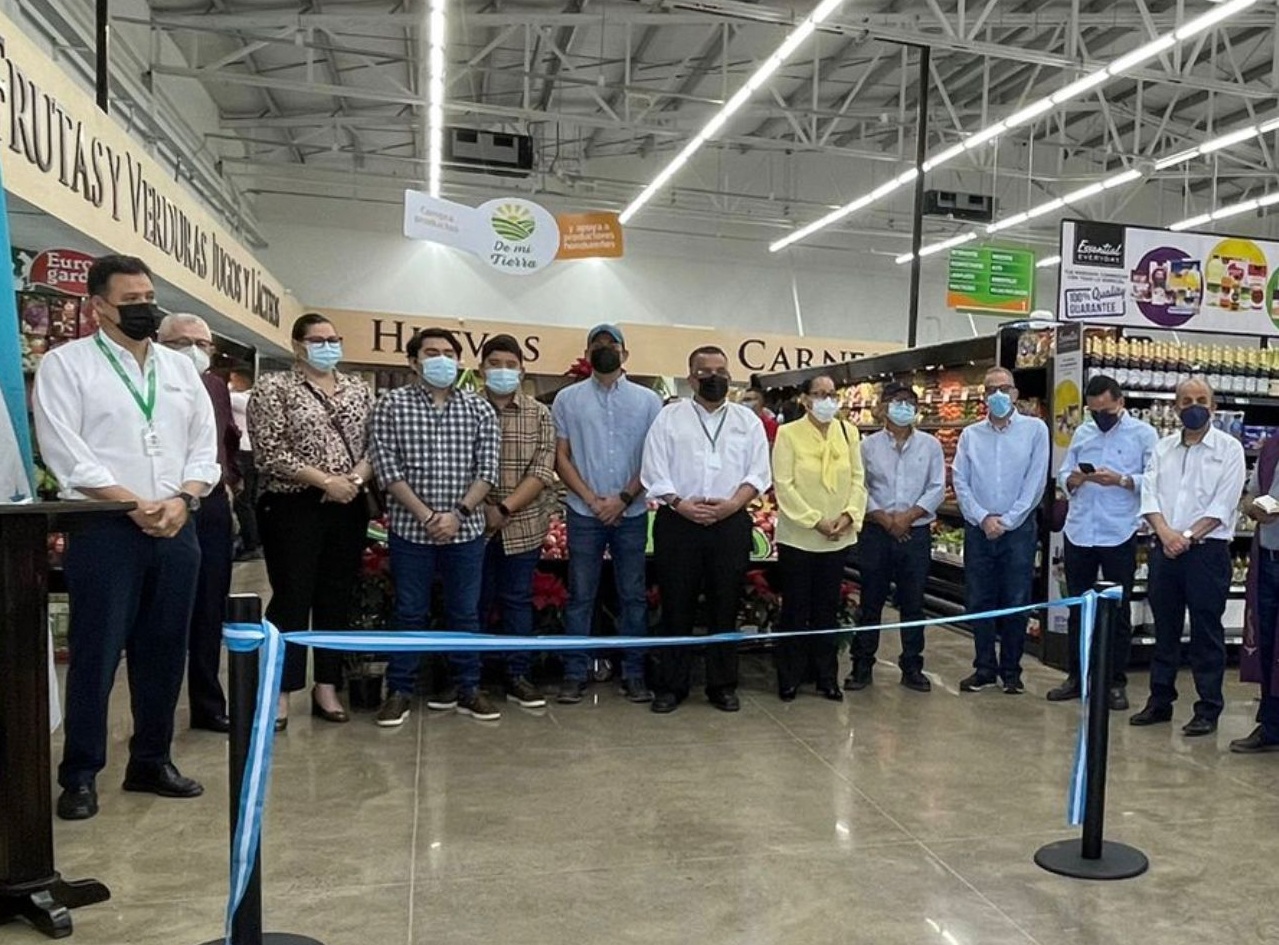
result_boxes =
[113,302,161,341]
[1090,410,1120,432]
[697,374,730,403]
[589,347,622,374]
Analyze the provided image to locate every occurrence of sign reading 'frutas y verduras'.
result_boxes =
[404,190,561,276]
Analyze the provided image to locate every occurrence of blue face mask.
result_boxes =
[1180,404,1211,432]
[421,355,459,389]
[304,341,342,372]
[485,367,521,396]
[986,390,1014,419]
[887,401,917,427]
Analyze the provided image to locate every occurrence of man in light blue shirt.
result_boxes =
[952,366,1050,694]
[552,324,662,704]
[1048,375,1158,710]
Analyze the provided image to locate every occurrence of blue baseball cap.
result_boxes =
[587,324,625,346]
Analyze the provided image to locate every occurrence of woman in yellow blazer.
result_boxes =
[772,374,867,701]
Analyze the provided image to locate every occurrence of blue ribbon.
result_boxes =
[219,593,1104,941]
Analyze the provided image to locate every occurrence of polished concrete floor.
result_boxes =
[16,561,1279,945]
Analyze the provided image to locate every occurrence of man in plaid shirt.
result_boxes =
[370,327,501,725]
[476,335,557,709]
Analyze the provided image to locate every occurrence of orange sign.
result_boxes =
[556,212,624,260]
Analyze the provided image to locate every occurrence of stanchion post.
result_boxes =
[197,594,323,945]
[1034,583,1149,880]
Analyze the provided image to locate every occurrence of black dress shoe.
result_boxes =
[1229,726,1279,753]
[816,683,843,702]
[311,690,350,723]
[191,714,231,734]
[1182,716,1218,737]
[843,666,873,691]
[122,762,204,799]
[651,692,679,714]
[900,671,932,692]
[56,784,98,821]
[1046,678,1081,702]
[1129,704,1173,726]
[778,687,798,702]
[1108,687,1129,712]
[708,690,741,712]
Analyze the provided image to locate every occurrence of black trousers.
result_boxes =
[1147,539,1231,721]
[59,517,200,789]
[774,544,845,690]
[1063,535,1137,686]
[188,488,234,722]
[852,523,930,673]
[233,450,260,551]
[652,507,752,697]
[258,489,368,692]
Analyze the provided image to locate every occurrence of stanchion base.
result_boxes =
[1034,839,1149,880]
[197,934,325,945]
[0,875,111,939]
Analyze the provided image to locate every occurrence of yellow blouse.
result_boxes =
[773,416,868,553]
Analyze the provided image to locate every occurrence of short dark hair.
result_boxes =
[480,333,523,363]
[87,255,152,298]
[1084,375,1123,401]
[802,375,836,395]
[688,345,728,370]
[228,362,255,382]
[407,327,462,359]
[291,312,331,341]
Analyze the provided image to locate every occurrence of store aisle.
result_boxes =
[21,561,1279,945]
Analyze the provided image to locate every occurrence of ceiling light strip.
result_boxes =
[770,0,1259,253]
[1170,191,1279,231]
[618,0,846,225]
[427,0,446,197]
[1036,255,1062,269]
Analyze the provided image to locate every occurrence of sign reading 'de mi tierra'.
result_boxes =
[0,29,285,331]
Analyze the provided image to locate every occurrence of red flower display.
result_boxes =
[532,570,569,611]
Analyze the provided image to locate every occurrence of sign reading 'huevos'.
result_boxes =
[404,190,559,276]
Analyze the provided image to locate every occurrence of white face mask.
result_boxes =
[811,398,840,423]
[181,344,211,374]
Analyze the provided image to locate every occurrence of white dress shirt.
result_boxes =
[229,389,252,452]
[1139,426,1245,541]
[33,332,220,501]
[641,400,772,501]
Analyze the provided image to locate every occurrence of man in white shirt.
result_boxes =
[228,364,261,559]
[641,346,772,713]
[1132,376,1245,737]
[33,255,219,821]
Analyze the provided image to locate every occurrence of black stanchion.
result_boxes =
[197,594,323,945]
[1035,583,1150,880]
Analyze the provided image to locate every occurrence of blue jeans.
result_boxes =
[386,532,486,696]
[964,518,1038,682]
[479,537,542,679]
[1255,554,1279,741]
[562,509,649,683]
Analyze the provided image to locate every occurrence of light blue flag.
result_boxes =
[0,156,35,503]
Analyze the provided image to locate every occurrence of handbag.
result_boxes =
[303,382,384,519]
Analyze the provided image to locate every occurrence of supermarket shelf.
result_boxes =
[1124,390,1279,406]
[1132,634,1245,647]
[932,550,964,567]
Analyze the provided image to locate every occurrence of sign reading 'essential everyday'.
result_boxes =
[404,191,561,276]
[0,20,295,342]
[1058,218,1279,336]
[946,246,1035,315]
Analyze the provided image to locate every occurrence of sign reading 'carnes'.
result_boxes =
[0,35,281,327]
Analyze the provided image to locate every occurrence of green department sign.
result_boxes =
[947,246,1035,314]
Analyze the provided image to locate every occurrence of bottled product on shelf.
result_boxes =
[1084,334,1279,398]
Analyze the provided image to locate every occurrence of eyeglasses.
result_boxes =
[984,384,1015,395]
[808,391,838,401]
[164,338,216,353]
[303,336,343,346]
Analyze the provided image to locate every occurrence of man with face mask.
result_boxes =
[741,387,779,445]
[552,325,662,704]
[370,328,500,726]
[1049,374,1158,710]
[32,255,219,820]
[952,366,1050,695]
[1133,376,1246,737]
[158,314,242,733]
[475,334,556,708]
[641,346,772,713]
[850,381,946,693]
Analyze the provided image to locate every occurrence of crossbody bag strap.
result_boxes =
[302,380,359,468]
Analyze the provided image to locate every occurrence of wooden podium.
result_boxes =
[0,502,132,938]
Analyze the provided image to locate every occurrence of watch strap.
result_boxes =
[454,502,473,518]
[619,490,635,506]
[497,502,513,519]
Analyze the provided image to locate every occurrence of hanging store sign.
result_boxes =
[555,212,624,260]
[0,16,298,345]
[947,246,1035,315]
[1058,218,1279,335]
[403,190,561,275]
[25,248,94,295]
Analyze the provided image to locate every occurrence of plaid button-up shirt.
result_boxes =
[486,392,557,555]
[369,384,500,545]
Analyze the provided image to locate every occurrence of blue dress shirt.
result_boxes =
[1057,412,1159,548]
[860,428,946,526]
[552,374,662,518]
[952,410,1050,531]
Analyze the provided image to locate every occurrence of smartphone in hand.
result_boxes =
[1078,462,1096,475]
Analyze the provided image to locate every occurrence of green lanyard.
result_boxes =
[95,333,157,424]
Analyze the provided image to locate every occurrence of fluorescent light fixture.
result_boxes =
[622,0,846,225]
[1027,198,1065,219]
[1036,255,1061,269]
[1154,147,1200,170]
[1062,181,1107,204]
[1104,168,1143,188]
[1169,213,1211,231]
[1259,192,1279,208]
[1049,71,1110,105]
[895,231,977,265]
[427,0,446,197]
[1105,35,1177,75]
[963,121,1007,151]
[1005,99,1055,128]
[1261,117,1279,134]
[1175,0,1258,40]
[987,211,1029,234]
[1199,124,1260,154]
[922,143,966,173]
[1212,198,1260,221]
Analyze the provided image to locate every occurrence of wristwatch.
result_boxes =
[668,496,683,509]
[1120,474,1133,490]
[619,490,635,506]
[454,503,474,518]
[177,491,201,513]
[1181,528,1195,542]
[350,474,365,487]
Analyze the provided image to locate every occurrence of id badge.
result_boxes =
[143,426,162,456]
[706,450,722,471]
